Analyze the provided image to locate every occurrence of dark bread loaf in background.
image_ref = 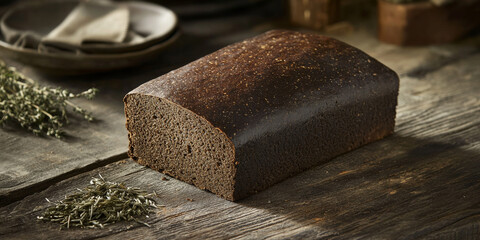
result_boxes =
[124,30,399,201]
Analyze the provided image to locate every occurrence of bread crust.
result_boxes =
[125,30,399,201]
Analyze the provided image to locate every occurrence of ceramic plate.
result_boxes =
[0,30,180,74]
[1,0,178,54]
[0,0,180,73]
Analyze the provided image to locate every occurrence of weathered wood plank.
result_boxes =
[0,88,128,206]
[1,45,479,240]
[0,159,337,239]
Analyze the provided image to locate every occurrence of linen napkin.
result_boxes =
[1,0,130,54]
[42,1,129,51]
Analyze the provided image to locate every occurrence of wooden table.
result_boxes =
[1,1,480,239]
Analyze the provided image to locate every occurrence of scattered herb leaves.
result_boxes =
[0,62,98,138]
[37,175,158,229]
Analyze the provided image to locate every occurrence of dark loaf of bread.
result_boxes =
[124,30,399,201]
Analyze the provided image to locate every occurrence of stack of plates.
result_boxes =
[0,0,179,73]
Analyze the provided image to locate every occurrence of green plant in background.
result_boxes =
[0,62,98,138]
[38,175,159,229]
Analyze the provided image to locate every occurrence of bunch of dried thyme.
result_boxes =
[0,62,98,138]
[37,175,159,229]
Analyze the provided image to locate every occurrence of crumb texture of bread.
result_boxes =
[124,94,236,200]
[124,30,399,201]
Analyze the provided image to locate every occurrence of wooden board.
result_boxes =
[289,0,340,30]
[1,48,479,240]
[378,0,480,46]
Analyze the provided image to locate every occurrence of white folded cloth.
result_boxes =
[2,0,132,54]
[43,1,129,48]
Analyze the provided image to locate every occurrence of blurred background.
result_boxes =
[0,0,479,106]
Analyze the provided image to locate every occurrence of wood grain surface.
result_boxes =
[1,42,479,240]
[0,82,128,207]
[1,1,479,239]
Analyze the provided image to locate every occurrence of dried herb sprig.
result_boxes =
[37,175,158,229]
[0,62,98,138]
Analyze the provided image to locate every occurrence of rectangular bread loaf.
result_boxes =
[124,30,399,201]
